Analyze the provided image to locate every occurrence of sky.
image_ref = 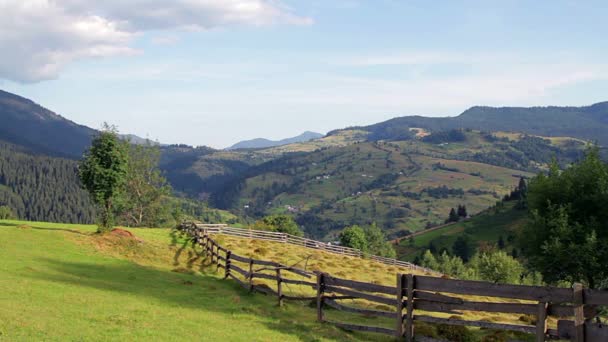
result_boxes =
[1,0,607,148]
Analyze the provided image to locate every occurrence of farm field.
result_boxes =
[0,220,388,341]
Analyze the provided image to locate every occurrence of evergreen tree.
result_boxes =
[448,208,459,222]
[458,205,468,218]
[452,235,475,262]
[498,236,505,249]
[79,125,128,232]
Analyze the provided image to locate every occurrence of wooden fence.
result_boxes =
[178,223,608,342]
[186,222,435,274]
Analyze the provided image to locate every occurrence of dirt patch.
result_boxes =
[110,228,143,242]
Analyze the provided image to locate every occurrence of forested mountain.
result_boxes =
[0,141,96,223]
[331,102,608,145]
[227,131,323,150]
[0,90,95,158]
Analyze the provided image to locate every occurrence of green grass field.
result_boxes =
[397,202,528,261]
[0,220,390,341]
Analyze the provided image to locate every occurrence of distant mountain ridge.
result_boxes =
[331,102,608,145]
[227,131,324,150]
[0,90,160,158]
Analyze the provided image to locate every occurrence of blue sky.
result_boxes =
[1,0,607,148]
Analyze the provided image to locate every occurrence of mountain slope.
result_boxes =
[228,131,323,150]
[211,130,585,240]
[0,90,96,158]
[333,102,608,145]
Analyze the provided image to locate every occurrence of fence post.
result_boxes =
[276,268,283,307]
[405,274,415,342]
[572,283,585,342]
[224,250,231,279]
[248,259,254,292]
[536,302,548,342]
[316,273,326,322]
[396,274,405,338]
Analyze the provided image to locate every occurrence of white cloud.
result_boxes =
[0,0,311,83]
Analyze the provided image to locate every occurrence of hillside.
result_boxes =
[0,220,384,341]
[211,130,583,240]
[0,90,95,158]
[333,102,608,145]
[396,201,528,262]
[0,141,96,223]
[228,131,324,150]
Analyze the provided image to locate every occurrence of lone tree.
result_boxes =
[115,141,171,227]
[79,124,128,232]
[339,225,368,252]
[521,148,608,288]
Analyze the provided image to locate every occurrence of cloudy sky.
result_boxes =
[1,0,607,148]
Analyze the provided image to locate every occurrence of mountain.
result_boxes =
[0,90,95,158]
[331,102,608,145]
[211,130,586,240]
[227,131,324,150]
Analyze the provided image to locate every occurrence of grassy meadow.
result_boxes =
[0,220,391,341]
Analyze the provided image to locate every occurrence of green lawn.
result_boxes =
[0,220,389,341]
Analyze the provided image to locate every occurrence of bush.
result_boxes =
[437,321,475,342]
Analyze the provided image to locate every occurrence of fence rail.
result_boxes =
[178,222,608,342]
[189,222,435,273]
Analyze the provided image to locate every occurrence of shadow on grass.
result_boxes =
[0,222,91,235]
[27,257,375,342]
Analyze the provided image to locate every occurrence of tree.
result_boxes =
[452,235,475,262]
[339,225,368,252]
[521,148,608,288]
[364,223,396,258]
[457,205,467,218]
[115,142,172,227]
[0,205,14,220]
[469,251,524,284]
[79,124,128,232]
[253,214,303,237]
[447,208,459,222]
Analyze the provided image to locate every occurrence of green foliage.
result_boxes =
[253,214,303,236]
[339,225,368,252]
[469,251,524,284]
[421,249,541,285]
[436,321,476,342]
[522,148,608,288]
[0,141,96,223]
[79,125,129,232]
[364,223,396,258]
[452,235,475,262]
[115,142,172,227]
[0,205,14,219]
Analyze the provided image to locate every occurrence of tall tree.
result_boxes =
[521,148,608,288]
[115,142,172,227]
[364,223,396,258]
[79,125,128,232]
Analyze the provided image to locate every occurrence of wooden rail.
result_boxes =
[186,222,437,274]
[178,222,608,342]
